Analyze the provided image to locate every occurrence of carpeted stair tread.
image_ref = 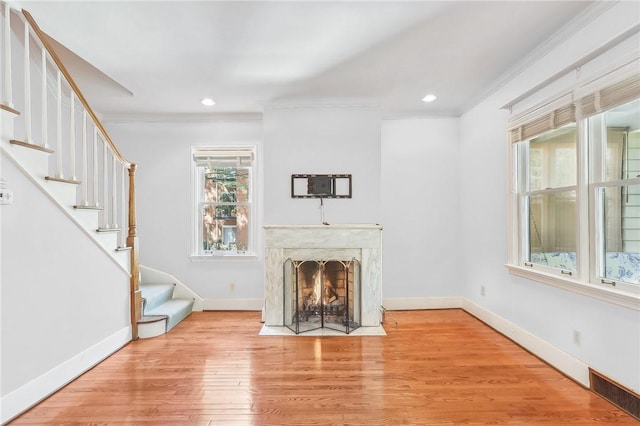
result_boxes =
[145,298,194,331]
[140,283,175,312]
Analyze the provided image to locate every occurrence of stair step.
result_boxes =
[140,283,175,312]
[73,204,103,211]
[45,176,81,185]
[116,246,132,252]
[138,315,167,324]
[3,138,51,179]
[137,316,168,339]
[145,298,194,331]
[113,249,130,271]
[42,178,78,206]
[97,227,122,233]
[9,139,54,154]
[0,104,20,115]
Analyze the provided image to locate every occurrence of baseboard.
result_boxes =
[382,296,462,311]
[202,298,264,311]
[0,326,131,425]
[461,298,590,388]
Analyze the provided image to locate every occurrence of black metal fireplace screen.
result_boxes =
[283,259,361,334]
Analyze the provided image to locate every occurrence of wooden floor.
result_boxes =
[9,310,637,425]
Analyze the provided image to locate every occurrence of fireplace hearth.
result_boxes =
[284,259,361,334]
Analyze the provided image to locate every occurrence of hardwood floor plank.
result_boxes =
[8,310,638,425]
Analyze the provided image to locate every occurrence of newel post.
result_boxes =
[127,163,141,340]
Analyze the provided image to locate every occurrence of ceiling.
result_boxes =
[14,1,596,120]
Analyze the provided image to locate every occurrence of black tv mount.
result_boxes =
[291,174,352,199]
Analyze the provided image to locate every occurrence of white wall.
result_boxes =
[107,120,264,302]
[381,118,460,300]
[0,155,130,422]
[263,106,381,225]
[459,1,640,393]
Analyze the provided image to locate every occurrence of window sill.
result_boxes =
[506,264,640,311]
[190,253,258,262]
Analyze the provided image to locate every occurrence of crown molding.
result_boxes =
[101,112,263,124]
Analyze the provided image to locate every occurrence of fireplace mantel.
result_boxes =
[264,224,383,327]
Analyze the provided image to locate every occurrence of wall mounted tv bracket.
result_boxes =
[291,174,352,199]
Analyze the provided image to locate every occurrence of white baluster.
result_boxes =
[55,70,62,177]
[121,164,126,247]
[81,111,88,205]
[103,140,108,228]
[93,126,98,207]
[3,3,13,107]
[112,155,117,229]
[23,22,31,142]
[70,92,76,180]
[41,48,47,148]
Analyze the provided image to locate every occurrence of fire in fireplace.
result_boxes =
[283,259,361,334]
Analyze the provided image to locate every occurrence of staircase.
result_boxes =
[0,2,193,339]
[139,283,195,338]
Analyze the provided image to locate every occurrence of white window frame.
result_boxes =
[506,59,640,310]
[190,146,257,260]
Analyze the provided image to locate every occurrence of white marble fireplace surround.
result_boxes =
[264,224,383,328]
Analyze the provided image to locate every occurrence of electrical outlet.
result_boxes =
[229,282,236,292]
[480,285,486,296]
[573,330,581,346]
[0,190,13,205]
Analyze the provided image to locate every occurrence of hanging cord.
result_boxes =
[320,198,329,225]
[530,205,548,265]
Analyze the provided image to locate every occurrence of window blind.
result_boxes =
[509,104,575,143]
[578,74,640,118]
[193,149,254,167]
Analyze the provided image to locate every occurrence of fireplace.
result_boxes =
[264,224,382,331]
[284,259,361,334]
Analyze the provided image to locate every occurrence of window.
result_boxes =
[508,72,640,306]
[192,147,255,256]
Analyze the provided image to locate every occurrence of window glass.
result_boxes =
[527,191,577,271]
[528,127,577,191]
[596,99,640,285]
[193,149,254,256]
[509,72,640,301]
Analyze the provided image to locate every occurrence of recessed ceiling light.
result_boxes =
[422,94,437,103]
[201,98,215,106]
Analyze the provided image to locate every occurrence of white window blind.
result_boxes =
[193,149,254,167]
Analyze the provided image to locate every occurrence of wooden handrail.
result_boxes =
[20,8,131,168]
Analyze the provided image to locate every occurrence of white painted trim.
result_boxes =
[382,297,461,311]
[461,298,590,388]
[0,326,131,425]
[101,112,263,124]
[507,264,640,310]
[202,298,264,311]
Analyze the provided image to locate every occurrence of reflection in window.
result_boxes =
[529,127,577,191]
[523,126,578,271]
[596,99,640,285]
[528,191,577,271]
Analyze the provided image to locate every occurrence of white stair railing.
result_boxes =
[0,2,142,339]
